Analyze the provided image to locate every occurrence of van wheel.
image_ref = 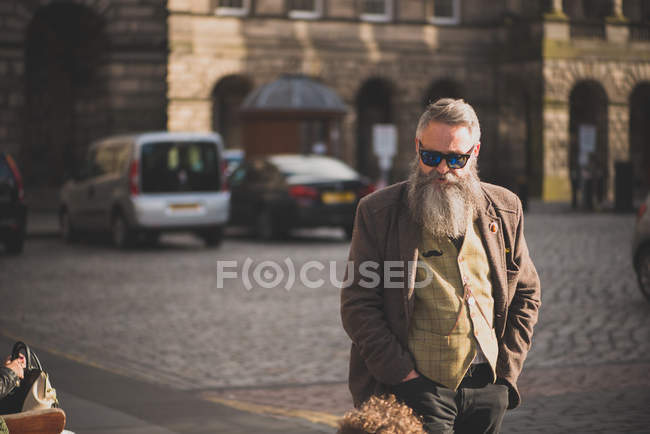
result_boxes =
[201,226,223,247]
[111,212,133,249]
[60,210,78,243]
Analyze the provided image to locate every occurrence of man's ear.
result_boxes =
[475,142,481,156]
[414,138,419,153]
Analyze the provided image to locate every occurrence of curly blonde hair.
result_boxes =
[337,394,425,434]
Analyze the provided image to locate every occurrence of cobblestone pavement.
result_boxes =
[1,209,648,432]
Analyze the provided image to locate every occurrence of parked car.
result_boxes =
[59,132,230,248]
[633,192,650,302]
[228,154,375,239]
[0,152,27,254]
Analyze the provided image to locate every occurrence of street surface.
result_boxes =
[0,206,648,433]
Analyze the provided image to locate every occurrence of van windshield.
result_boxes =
[140,142,221,193]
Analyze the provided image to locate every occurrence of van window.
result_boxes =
[140,141,221,193]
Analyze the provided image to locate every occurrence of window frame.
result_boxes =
[428,0,461,26]
[288,0,323,20]
[360,0,393,23]
[215,0,251,17]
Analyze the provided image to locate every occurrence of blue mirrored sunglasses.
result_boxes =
[418,141,475,169]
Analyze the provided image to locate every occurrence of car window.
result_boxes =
[140,141,221,193]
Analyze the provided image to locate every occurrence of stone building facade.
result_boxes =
[165,0,650,205]
[1,0,649,206]
[0,0,168,190]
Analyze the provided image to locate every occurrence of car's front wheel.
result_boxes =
[636,245,650,302]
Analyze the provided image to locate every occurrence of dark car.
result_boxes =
[633,192,650,302]
[229,154,374,239]
[0,153,27,254]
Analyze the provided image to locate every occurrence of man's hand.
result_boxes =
[4,354,26,379]
[401,369,420,382]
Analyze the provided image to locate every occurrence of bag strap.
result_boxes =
[10,341,42,372]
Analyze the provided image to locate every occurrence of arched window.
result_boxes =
[569,81,609,208]
[629,83,650,200]
[212,75,253,149]
[24,3,108,187]
[422,79,463,107]
[356,78,394,180]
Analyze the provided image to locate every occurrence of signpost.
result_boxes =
[372,124,397,188]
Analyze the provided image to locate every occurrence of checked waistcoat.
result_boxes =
[407,219,499,390]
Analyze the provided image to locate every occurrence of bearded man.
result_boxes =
[340,98,541,434]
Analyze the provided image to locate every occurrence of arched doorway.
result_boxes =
[630,83,650,200]
[23,2,108,187]
[422,79,463,107]
[500,87,532,208]
[212,75,253,149]
[569,81,608,209]
[356,78,394,181]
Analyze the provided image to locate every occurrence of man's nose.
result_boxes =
[436,159,449,175]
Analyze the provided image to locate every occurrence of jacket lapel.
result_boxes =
[476,187,507,313]
[398,190,420,319]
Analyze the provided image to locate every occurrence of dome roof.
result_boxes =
[241,75,347,115]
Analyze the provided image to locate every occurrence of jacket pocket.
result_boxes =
[506,269,518,302]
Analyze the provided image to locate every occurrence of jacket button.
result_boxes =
[496,313,503,318]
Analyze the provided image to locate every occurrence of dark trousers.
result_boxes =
[390,364,508,434]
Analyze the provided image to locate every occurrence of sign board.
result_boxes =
[372,124,397,158]
[578,124,596,167]
[372,124,397,171]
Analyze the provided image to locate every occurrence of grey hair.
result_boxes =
[415,98,481,144]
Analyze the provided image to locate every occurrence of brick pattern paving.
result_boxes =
[1,209,648,432]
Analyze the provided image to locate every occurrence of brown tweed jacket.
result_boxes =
[340,180,541,409]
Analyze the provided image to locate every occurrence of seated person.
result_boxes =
[1,354,26,433]
[1,354,25,400]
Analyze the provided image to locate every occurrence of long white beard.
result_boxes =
[407,157,483,240]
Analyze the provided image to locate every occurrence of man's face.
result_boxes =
[415,121,480,182]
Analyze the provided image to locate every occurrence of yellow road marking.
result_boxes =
[203,394,341,428]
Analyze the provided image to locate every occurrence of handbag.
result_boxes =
[0,342,58,414]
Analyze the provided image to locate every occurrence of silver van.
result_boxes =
[59,132,230,248]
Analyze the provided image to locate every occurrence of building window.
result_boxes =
[216,0,250,16]
[288,0,323,20]
[360,0,393,22]
[429,0,460,25]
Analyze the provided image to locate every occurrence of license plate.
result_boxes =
[169,203,200,211]
[321,191,355,204]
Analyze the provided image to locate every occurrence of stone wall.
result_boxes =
[0,0,167,188]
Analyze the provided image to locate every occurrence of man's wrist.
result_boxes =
[401,370,419,382]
